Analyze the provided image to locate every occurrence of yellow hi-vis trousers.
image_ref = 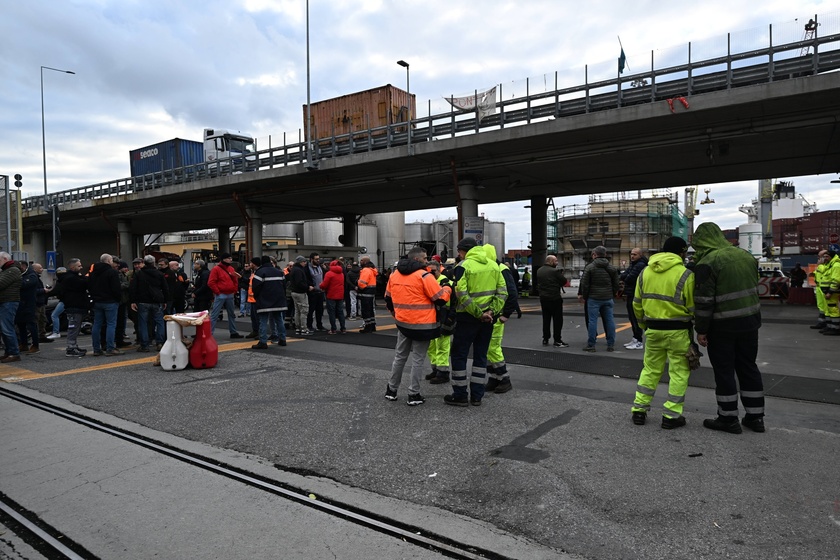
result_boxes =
[632,329,691,419]
[427,333,451,372]
[486,320,507,380]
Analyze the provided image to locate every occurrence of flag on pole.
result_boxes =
[618,48,627,74]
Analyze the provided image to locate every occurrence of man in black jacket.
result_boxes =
[536,255,568,347]
[15,261,40,354]
[88,253,123,357]
[251,256,288,349]
[51,258,90,357]
[619,248,648,350]
[191,259,212,312]
[288,256,312,335]
[130,255,169,352]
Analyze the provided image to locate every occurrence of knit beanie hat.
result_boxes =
[662,236,688,255]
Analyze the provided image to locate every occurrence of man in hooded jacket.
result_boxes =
[484,245,519,395]
[384,246,451,406]
[630,237,694,429]
[693,222,765,434]
[445,238,507,407]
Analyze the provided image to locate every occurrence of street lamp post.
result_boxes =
[396,60,411,155]
[305,0,318,170]
[41,65,75,257]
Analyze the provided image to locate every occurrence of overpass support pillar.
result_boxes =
[530,197,548,297]
[341,214,357,247]
[247,204,263,258]
[453,181,480,242]
[29,231,47,266]
[218,227,231,256]
[459,182,479,228]
[117,220,132,261]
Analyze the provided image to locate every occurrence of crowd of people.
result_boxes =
[3,229,833,432]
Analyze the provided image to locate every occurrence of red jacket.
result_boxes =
[208,262,239,295]
[320,261,345,300]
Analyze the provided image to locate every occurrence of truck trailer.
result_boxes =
[129,128,256,177]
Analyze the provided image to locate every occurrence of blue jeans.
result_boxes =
[325,299,346,331]
[137,303,165,348]
[210,293,238,334]
[586,298,616,347]
[450,316,494,400]
[0,302,20,356]
[239,289,248,314]
[51,301,65,334]
[258,311,286,344]
[92,301,119,352]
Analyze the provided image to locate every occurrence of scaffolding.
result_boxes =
[547,190,688,275]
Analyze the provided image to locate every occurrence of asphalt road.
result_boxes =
[1,298,838,559]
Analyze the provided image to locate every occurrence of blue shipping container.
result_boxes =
[129,138,204,177]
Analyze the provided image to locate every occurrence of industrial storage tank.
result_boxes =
[404,221,435,245]
[738,223,763,257]
[484,220,506,254]
[303,218,343,246]
[367,212,405,266]
[442,218,505,253]
[357,222,378,260]
[263,222,303,240]
[432,221,455,258]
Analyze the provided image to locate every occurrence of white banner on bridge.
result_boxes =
[445,87,497,121]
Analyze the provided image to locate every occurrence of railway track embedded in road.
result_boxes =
[0,386,514,560]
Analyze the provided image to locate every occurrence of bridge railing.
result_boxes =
[23,20,840,214]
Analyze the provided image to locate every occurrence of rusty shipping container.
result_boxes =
[303,84,416,142]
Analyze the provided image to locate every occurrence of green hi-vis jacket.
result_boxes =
[633,251,694,331]
[453,244,507,321]
[692,223,761,334]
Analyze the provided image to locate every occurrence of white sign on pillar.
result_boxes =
[464,217,485,245]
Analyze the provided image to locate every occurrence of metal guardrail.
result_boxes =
[22,30,840,214]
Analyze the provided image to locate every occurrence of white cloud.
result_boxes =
[2,0,838,249]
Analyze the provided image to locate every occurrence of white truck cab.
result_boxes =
[203,128,256,168]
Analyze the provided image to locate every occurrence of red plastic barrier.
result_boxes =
[757,277,789,299]
[190,321,218,369]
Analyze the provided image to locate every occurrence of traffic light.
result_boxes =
[13,174,22,188]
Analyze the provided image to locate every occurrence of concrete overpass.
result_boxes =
[19,36,840,262]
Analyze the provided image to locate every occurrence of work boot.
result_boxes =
[485,378,499,392]
[741,417,766,433]
[703,417,742,434]
[661,416,686,429]
[443,394,469,407]
[425,368,438,381]
[632,411,646,425]
[494,380,513,394]
[810,322,827,329]
[429,372,450,384]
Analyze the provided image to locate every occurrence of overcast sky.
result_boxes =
[2,0,838,251]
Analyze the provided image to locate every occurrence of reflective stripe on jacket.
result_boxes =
[454,245,506,320]
[692,222,761,334]
[633,252,694,330]
[827,255,840,292]
[386,259,451,340]
[358,265,378,292]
